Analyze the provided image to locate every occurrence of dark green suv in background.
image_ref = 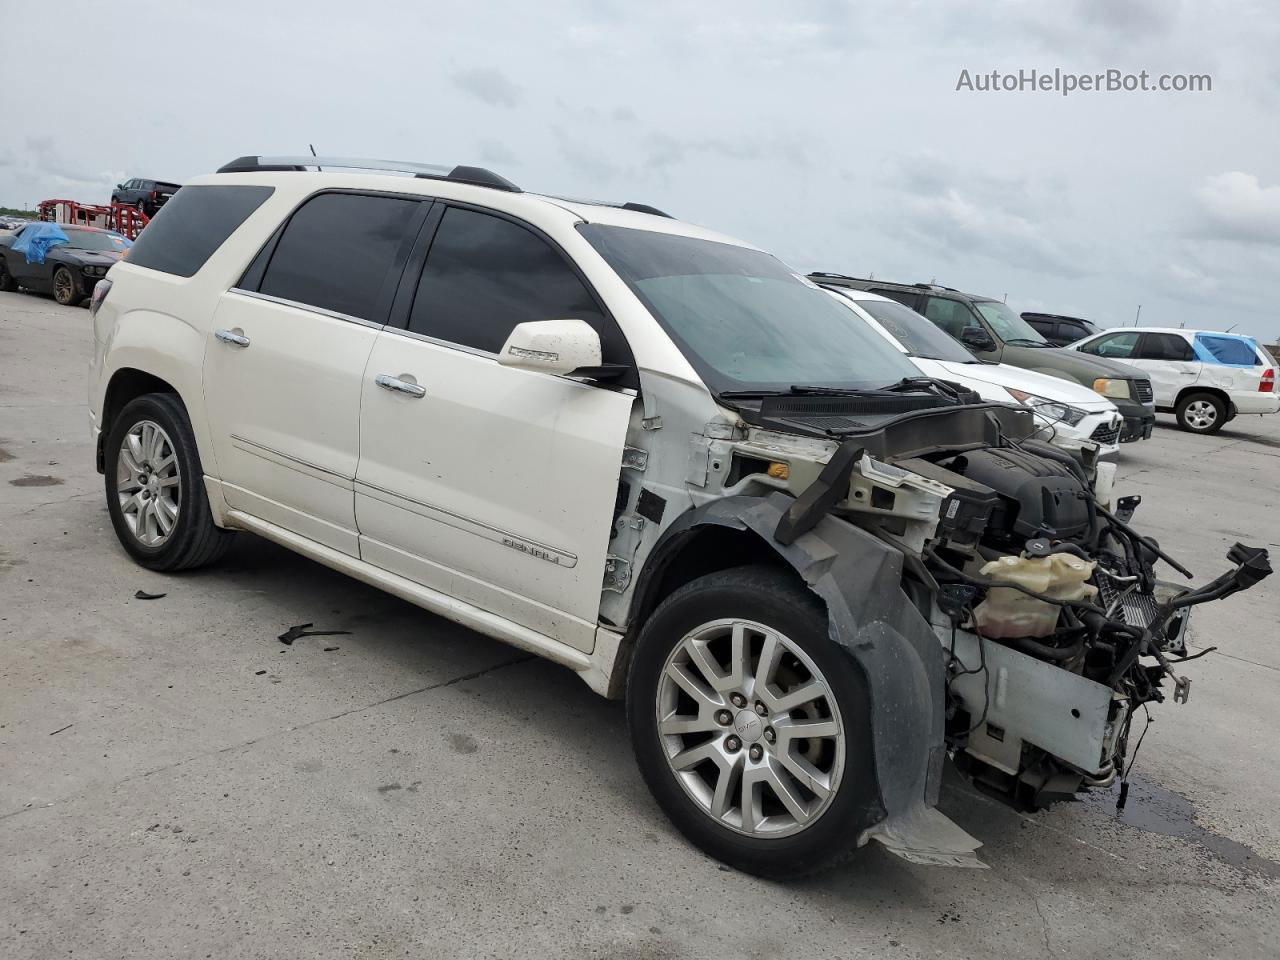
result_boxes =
[811,274,1156,442]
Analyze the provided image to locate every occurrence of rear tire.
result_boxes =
[1175,392,1226,434]
[104,393,233,571]
[626,565,879,878]
[0,257,15,292]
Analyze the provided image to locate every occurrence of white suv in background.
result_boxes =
[1070,327,1279,434]
[825,288,1124,459]
[86,156,1271,878]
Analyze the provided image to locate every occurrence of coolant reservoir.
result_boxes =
[972,552,1097,639]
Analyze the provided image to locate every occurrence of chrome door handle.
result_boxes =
[375,374,426,398]
[215,329,250,348]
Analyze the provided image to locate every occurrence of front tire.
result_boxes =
[104,393,233,571]
[626,565,879,878]
[1176,392,1226,434]
[52,266,83,306]
[0,257,15,292]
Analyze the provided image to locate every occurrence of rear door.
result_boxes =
[203,190,427,556]
[355,203,635,651]
[1129,333,1199,407]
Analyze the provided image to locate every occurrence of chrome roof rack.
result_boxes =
[214,156,521,193]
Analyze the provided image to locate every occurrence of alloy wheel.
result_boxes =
[53,268,74,305]
[655,618,845,838]
[116,420,182,546]
[1185,399,1217,430]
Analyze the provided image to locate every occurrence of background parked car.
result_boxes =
[111,178,182,216]
[0,222,130,306]
[810,274,1157,442]
[824,288,1124,458]
[1070,327,1279,434]
[1021,312,1100,346]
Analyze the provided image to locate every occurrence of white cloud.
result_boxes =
[452,68,522,108]
[1195,171,1280,244]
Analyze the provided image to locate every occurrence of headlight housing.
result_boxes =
[81,265,106,277]
[1092,377,1131,400]
[1008,388,1087,426]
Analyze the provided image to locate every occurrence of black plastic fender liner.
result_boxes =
[634,492,948,831]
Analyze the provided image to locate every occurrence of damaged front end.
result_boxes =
[670,392,1272,865]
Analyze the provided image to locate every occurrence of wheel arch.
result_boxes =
[1176,384,1232,413]
[626,522,798,638]
[95,315,218,480]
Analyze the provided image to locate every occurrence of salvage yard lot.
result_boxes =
[2,289,1278,959]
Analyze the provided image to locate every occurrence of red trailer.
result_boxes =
[37,199,150,240]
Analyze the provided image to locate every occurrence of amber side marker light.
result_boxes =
[767,462,790,480]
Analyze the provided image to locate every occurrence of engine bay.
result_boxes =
[701,397,1273,814]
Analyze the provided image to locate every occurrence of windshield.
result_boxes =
[974,300,1047,344]
[578,225,921,393]
[846,296,978,363]
[63,229,131,253]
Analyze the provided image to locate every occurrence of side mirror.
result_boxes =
[498,319,602,376]
[960,327,995,351]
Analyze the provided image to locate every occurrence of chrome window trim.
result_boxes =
[378,324,498,360]
[227,288,385,330]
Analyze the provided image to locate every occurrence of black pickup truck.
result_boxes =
[111,178,181,216]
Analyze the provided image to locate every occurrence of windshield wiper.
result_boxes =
[1005,338,1051,347]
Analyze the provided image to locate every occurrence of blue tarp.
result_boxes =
[1193,332,1259,367]
[11,223,69,265]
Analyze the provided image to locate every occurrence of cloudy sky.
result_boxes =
[4,0,1278,339]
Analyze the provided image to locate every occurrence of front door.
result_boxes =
[355,204,636,651]
[202,190,427,555]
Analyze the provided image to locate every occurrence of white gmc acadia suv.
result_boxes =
[88,156,1271,877]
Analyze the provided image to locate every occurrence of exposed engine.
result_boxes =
[919,437,1272,809]
[703,393,1271,820]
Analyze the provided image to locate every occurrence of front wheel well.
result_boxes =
[626,524,800,639]
[97,369,182,472]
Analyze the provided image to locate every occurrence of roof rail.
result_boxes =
[542,194,674,219]
[214,156,522,193]
[807,271,867,283]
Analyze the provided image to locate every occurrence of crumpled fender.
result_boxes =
[644,492,983,865]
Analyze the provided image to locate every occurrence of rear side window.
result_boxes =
[260,193,420,322]
[407,206,630,367]
[1137,333,1195,361]
[125,185,273,277]
[869,287,922,310]
[1196,334,1259,366]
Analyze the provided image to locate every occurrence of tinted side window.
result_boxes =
[408,206,630,367]
[260,193,419,322]
[868,287,921,310]
[125,184,274,278]
[1137,333,1194,361]
[1081,332,1139,358]
[923,296,981,338]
